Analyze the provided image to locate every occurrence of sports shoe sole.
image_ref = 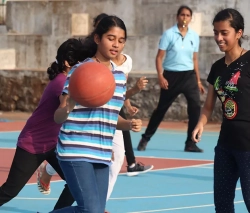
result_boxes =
[126,165,154,177]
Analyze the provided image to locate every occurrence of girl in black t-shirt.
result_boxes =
[192,8,250,212]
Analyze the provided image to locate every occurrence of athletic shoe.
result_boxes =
[184,141,203,152]
[127,162,154,177]
[36,163,51,195]
[137,138,148,151]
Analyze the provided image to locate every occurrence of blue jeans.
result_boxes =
[50,160,109,213]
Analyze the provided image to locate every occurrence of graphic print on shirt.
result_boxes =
[224,98,237,119]
[214,70,241,119]
[214,76,227,103]
[224,71,240,92]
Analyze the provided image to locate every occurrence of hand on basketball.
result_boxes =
[130,119,142,132]
[127,106,139,116]
[192,122,203,143]
[136,77,148,91]
[66,95,76,113]
[158,74,168,89]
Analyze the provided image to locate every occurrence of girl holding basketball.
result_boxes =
[50,16,142,213]
[0,39,84,209]
[192,8,250,212]
[37,15,151,196]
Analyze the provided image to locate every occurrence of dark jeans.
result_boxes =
[50,161,109,213]
[0,146,74,209]
[142,70,201,144]
[119,108,136,166]
[214,145,250,213]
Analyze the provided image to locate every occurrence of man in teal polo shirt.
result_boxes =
[138,5,205,152]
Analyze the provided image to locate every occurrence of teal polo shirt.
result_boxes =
[159,24,199,71]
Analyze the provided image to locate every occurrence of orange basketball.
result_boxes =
[68,62,116,107]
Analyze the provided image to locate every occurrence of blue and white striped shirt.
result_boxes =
[56,58,126,165]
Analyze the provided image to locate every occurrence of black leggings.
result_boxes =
[0,146,74,209]
[214,145,250,213]
[119,108,136,166]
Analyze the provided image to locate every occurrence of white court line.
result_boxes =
[109,187,241,200]
[140,156,214,162]
[0,147,16,149]
[118,163,214,176]
[198,166,213,169]
[23,163,214,186]
[14,188,242,201]
[128,201,244,213]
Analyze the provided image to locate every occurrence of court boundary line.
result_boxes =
[0,151,214,186]
[0,148,214,162]
[23,162,214,186]
[139,156,214,162]
[127,200,244,212]
[14,187,242,201]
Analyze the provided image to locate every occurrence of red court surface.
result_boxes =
[0,148,213,184]
[0,111,215,184]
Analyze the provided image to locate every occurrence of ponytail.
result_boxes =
[47,61,61,80]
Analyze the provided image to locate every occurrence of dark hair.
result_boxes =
[93,13,109,28]
[177,5,193,16]
[81,15,127,59]
[47,38,84,80]
[213,8,245,46]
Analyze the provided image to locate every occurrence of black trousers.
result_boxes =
[142,70,200,144]
[214,145,250,213]
[0,146,74,209]
[119,108,136,166]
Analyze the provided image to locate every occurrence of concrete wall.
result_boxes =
[1,0,250,71]
[0,0,250,121]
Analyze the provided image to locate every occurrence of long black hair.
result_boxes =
[93,13,108,28]
[47,38,85,80]
[81,16,127,59]
[213,8,245,46]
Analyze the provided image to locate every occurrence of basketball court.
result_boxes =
[0,116,247,213]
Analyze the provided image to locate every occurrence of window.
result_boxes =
[0,0,6,25]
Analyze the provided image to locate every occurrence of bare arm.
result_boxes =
[124,99,131,108]
[156,49,168,89]
[116,115,142,132]
[116,115,132,130]
[193,52,205,94]
[54,94,75,124]
[124,99,139,116]
[199,85,217,126]
[125,76,148,99]
[192,84,217,142]
[156,49,165,76]
[193,52,201,83]
[125,86,141,99]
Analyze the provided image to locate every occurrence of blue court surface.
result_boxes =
[0,129,247,213]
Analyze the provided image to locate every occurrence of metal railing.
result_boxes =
[0,1,6,25]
